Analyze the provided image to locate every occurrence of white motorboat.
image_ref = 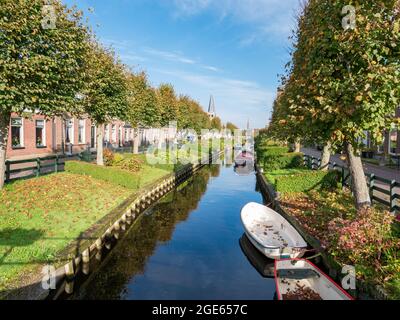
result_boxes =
[240,202,307,260]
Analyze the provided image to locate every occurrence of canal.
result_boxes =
[75,162,277,300]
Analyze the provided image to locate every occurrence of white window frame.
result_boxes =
[112,124,117,142]
[66,118,74,144]
[35,119,46,147]
[91,124,97,147]
[78,119,86,144]
[11,117,24,148]
[104,124,109,142]
[389,128,398,155]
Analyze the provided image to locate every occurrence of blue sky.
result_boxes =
[63,0,301,129]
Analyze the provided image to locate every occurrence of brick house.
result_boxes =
[6,113,134,160]
[360,108,400,159]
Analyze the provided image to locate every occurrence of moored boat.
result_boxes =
[240,202,307,260]
[274,259,354,300]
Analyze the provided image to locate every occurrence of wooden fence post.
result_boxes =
[5,160,10,183]
[390,180,396,214]
[341,166,345,188]
[317,158,321,170]
[369,174,375,205]
[55,155,59,173]
[36,158,41,178]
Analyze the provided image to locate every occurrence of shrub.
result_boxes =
[266,170,340,193]
[117,157,143,173]
[65,161,140,189]
[264,146,290,156]
[113,153,124,165]
[327,208,398,268]
[103,149,114,166]
[262,152,304,171]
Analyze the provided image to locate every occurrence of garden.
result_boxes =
[256,138,400,299]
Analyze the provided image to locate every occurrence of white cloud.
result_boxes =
[202,65,221,72]
[154,68,275,128]
[172,0,301,44]
[144,47,197,65]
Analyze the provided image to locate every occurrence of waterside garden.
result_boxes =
[255,136,400,300]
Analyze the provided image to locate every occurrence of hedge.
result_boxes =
[265,169,340,193]
[65,161,140,189]
[261,152,304,171]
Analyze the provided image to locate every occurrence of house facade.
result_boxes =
[361,108,400,158]
[6,113,135,160]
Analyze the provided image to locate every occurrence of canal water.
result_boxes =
[76,163,277,300]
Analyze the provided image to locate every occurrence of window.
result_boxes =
[78,119,85,144]
[65,119,74,144]
[112,124,117,142]
[11,118,23,148]
[390,130,398,154]
[36,120,45,147]
[361,131,370,149]
[104,125,110,142]
[91,124,96,148]
[125,128,129,142]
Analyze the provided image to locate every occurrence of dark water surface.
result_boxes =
[77,164,277,300]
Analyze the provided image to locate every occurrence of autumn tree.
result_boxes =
[83,41,129,165]
[281,0,400,209]
[0,0,90,188]
[156,83,179,127]
[126,71,159,153]
[226,122,239,134]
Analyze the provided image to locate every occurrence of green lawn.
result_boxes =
[0,172,131,292]
[65,158,172,190]
[0,156,175,294]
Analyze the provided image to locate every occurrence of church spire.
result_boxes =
[208,95,216,119]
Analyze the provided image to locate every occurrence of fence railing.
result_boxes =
[4,152,93,183]
[303,154,400,213]
[4,145,150,184]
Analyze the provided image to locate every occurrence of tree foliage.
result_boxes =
[82,41,128,125]
[0,0,90,116]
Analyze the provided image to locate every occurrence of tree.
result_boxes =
[211,117,222,130]
[0,0,90,188]
[156,83,179,127]
[226,122,239,135]
[83,41,129,165]
[126,71,159,153]
[279,0,400,210]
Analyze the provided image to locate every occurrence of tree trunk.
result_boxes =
[344,141,371,210]
[320,142,331,171]
[133,128,139,154]
[96,124,104,166]
[294,139,301,153]
[0,112,10,189]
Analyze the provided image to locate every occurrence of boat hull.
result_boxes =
[241,202,307,260]
[274,259,354,300]
[244,231,305,260]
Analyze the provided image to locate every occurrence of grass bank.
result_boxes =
[257,140,400,299]
[0,153,177,295]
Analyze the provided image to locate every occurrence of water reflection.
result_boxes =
[239,234,275,278]
[76,164,275,300]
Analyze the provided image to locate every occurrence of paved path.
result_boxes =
[302,147,400,208]
[302,147,400,182]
